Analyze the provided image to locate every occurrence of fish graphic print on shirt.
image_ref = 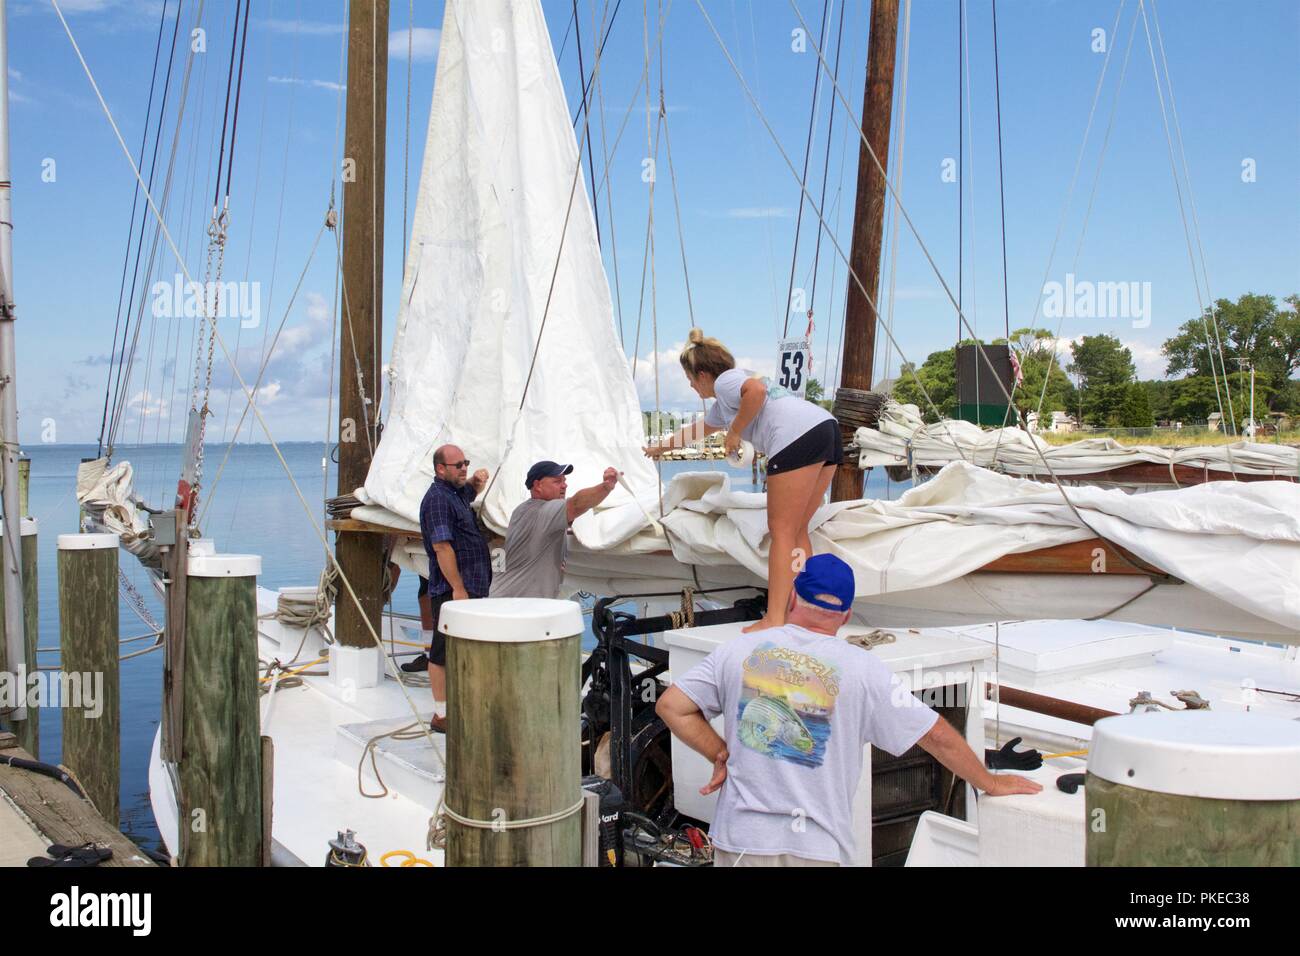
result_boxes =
[736,642,840,768]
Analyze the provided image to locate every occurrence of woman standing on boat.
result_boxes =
[645,329,843,632]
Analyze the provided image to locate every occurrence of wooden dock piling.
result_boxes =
[179,552,263,866]
[441,599,584,867]
[0,516,38,755]
[56,532,119,825]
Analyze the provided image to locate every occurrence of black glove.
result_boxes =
[984,736,1043,771]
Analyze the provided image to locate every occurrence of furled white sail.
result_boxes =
[362,0,657,533]
[857,400,1299,482]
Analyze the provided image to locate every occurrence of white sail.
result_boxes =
[362,0,657,534]
[355,0,1300,645]
[857,399,1299,481]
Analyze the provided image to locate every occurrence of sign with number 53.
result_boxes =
[776,338,811,398]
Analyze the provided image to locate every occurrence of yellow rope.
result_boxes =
[1043,749,1088,759]
[259,656,328,684]
[380,849,434,867]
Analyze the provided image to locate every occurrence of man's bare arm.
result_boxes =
[656,686,729,794]
[566,467,619,523]
[431,541,467,599]
[916,717,1042,796]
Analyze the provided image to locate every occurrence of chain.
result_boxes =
[189,205,230,515]
[119,568,162,634]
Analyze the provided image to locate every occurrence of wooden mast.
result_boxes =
[334,0,389,649]
[831,0,898,503]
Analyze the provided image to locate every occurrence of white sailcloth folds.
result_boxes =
[353,0,1300,645]
[361,0,657,534]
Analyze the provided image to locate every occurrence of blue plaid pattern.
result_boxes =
[419,478,492,597]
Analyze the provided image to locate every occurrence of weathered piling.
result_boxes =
[57,532,119,824]
[0,516,37,755]
[442,598,584,866]
[1086,712,1300,866]
[179,552,262,867]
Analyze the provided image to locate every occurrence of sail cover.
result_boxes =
[362,0,657,532]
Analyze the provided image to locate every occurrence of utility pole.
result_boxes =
[334,0,389,649]
[831,0,899,502]
[1233,358,1255,438]
[0,0,26,722]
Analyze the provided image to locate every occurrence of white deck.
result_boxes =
[149,591,1300,867]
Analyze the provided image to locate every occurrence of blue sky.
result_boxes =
[9,0,1299,446]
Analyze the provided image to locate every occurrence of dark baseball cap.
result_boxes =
[793,554,856,612]
[525,460,574,489]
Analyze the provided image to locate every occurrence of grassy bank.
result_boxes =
[1037,429,1300,448]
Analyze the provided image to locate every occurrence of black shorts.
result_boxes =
[766,419,844,475]
[425,589,484,666]
[417,575,429,598]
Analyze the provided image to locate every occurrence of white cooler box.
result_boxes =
[664,621,992,865]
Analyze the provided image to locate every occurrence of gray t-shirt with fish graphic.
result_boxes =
[673,623,938,865]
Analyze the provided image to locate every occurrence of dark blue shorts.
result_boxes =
[425,588,485,666]
[766,419,844,475]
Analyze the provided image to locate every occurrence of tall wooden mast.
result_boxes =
[831,0,898,503]
[334,0,389,648]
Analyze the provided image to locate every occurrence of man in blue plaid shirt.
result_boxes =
[419,443,492,733]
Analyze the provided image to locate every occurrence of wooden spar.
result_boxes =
[986,683,1121,727]
[831,0,899,503]
[325,515,1169,577]
[334,0,390,650]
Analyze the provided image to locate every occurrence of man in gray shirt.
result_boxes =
[488,461,620,599]
[658,554,1042,866]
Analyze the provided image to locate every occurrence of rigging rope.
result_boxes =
[782,0,832,339]
[1143,0,1235,433]
[879,0,911,387]
[52,0,451,781]
[991,0,1011,344]
[810,0,847,362]
[1030,0,1131,421]
[98,0,170,458]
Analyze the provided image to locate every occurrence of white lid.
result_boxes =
[0,517,38,536]
[57,532,119,550]
[439,598,583,643]
[189,538,216,557]
[188,554,262,578]
[1089,712,1300,800]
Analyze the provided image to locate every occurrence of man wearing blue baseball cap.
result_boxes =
[488,460,620,599]
[658,553,1041,866]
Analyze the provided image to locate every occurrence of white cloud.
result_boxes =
[390,27,440,61]
[259,17,346,36]
[630,340,775,411]
[1124,340,1168,380]
[723,207,790,220]
[268,76,345,92]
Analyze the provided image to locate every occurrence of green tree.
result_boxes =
[892,344,967,423]
[1068,334,1136,425]
[1008,327,1078,418]
[1162,292,1300,413]
[805,378,824,402]
[1117,383,1154,427]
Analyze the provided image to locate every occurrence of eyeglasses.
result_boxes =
[439,460,470,469]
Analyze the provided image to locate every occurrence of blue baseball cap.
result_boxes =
[525,460,573,489]
[793,554,856,612]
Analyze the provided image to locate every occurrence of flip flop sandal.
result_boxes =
[27,843,113,867]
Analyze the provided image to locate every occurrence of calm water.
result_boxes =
[13,442,909,851]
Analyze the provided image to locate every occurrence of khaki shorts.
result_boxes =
[712,848,838,868]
